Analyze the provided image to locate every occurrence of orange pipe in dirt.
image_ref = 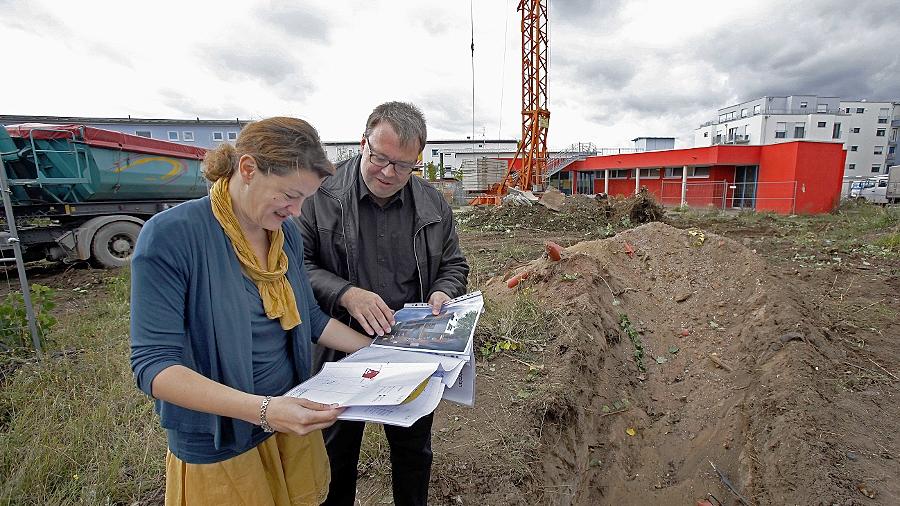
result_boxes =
[506,271,530,288]
[545,241,563,261]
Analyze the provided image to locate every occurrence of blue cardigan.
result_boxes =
[130,197,330,459]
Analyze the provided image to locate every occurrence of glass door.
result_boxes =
[733,165,758,208]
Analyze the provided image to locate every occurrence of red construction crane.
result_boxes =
[472,0,549,205]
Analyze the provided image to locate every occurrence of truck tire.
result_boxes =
[91,221,142,268]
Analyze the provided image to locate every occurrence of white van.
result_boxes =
[849,175,889,204]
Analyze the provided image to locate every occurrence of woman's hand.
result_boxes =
[264,396,344,436]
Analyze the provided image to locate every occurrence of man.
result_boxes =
[298,101,469,505]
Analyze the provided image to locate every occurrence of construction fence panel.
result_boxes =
[659,180,728,209]
[660,180,797,213]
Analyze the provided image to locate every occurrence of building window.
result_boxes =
[878,118,888,124]
[431,149,439,156]
[794,124,805,138]
[800,101,808,108]
[664,167,709,178]
[851,145,858,152]
[874,146,884,155]
[183,131,195,142]
[844,107,851,113]
[703,132,709,138]
[753,104,761,114]
[692,167,710,178]
[638,168,660,178]
[227,132,238,141]
[607,169,629,179]
[856,107,865,113]
[718,114,727,123]
[212,132,224,141]
[775,122,787,138]
[892,128,899,141]
[890,146,896,155]
[817,121,827,128]
[741,108,747,118]
[876,129,886,137]
[832,123,841,139]
[135,130,152,138]
[851,127,861,133]
[817,104,827,113]
[848,164,856,170]
[167,131,179,141]
[871,165,881,173]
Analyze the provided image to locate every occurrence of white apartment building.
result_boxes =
[694,96,900,182]
[839,101,899,178]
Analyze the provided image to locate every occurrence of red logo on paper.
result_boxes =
[362,368,380,379]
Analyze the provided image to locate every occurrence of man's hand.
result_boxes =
[339,287,395,336]
[428,291,451,315]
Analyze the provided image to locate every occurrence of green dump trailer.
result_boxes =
[0,123,209,267]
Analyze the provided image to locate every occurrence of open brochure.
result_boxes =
[285,291,483,427]
[370,291,484,355]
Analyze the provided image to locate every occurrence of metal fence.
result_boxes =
[0,156,43,356]
[659,180,798,213]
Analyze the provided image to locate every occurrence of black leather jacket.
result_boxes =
[297,155,469,323]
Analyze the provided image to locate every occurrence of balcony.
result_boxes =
[713,134,751,145]
[700,107,848,127]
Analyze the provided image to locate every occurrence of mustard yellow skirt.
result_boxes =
[165,431,330,506]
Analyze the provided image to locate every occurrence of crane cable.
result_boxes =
[498,0,511,140]
[470,0,476,154]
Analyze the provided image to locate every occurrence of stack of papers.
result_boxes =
[285,291,483,427]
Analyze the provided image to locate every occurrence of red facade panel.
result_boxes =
[790,142,846,214]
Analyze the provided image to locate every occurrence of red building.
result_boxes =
[548,141,846,214]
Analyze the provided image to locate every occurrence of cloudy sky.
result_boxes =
[2,0,898,149]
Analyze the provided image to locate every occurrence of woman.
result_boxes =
[130,117,372,505]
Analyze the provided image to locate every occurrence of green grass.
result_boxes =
[476,288,559,361]
[462,242,541,290]
[0,269,166,505]
[669,201,900,259]
[874,232,900,253]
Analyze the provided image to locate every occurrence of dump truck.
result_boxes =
[0,123,208,267]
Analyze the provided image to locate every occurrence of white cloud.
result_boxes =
[1,0,898,149]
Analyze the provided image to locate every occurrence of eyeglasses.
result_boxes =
[364,135,422,175]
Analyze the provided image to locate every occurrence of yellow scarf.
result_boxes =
[210,177,301,330]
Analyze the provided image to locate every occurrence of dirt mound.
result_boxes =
[454,222,867,505]
[457,191,665,233]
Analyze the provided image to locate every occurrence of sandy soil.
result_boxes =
[359,203,899,506]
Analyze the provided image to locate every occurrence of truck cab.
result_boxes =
[887,165,900,205]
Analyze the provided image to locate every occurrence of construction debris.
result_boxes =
[537,187,565,211]
[501,187,540,206]
[458,189,665,232]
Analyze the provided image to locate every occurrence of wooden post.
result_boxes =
[680,165,688,206]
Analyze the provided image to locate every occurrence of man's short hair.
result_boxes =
[364,101,427,152]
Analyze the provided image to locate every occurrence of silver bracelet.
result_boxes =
[259,395,274,433]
